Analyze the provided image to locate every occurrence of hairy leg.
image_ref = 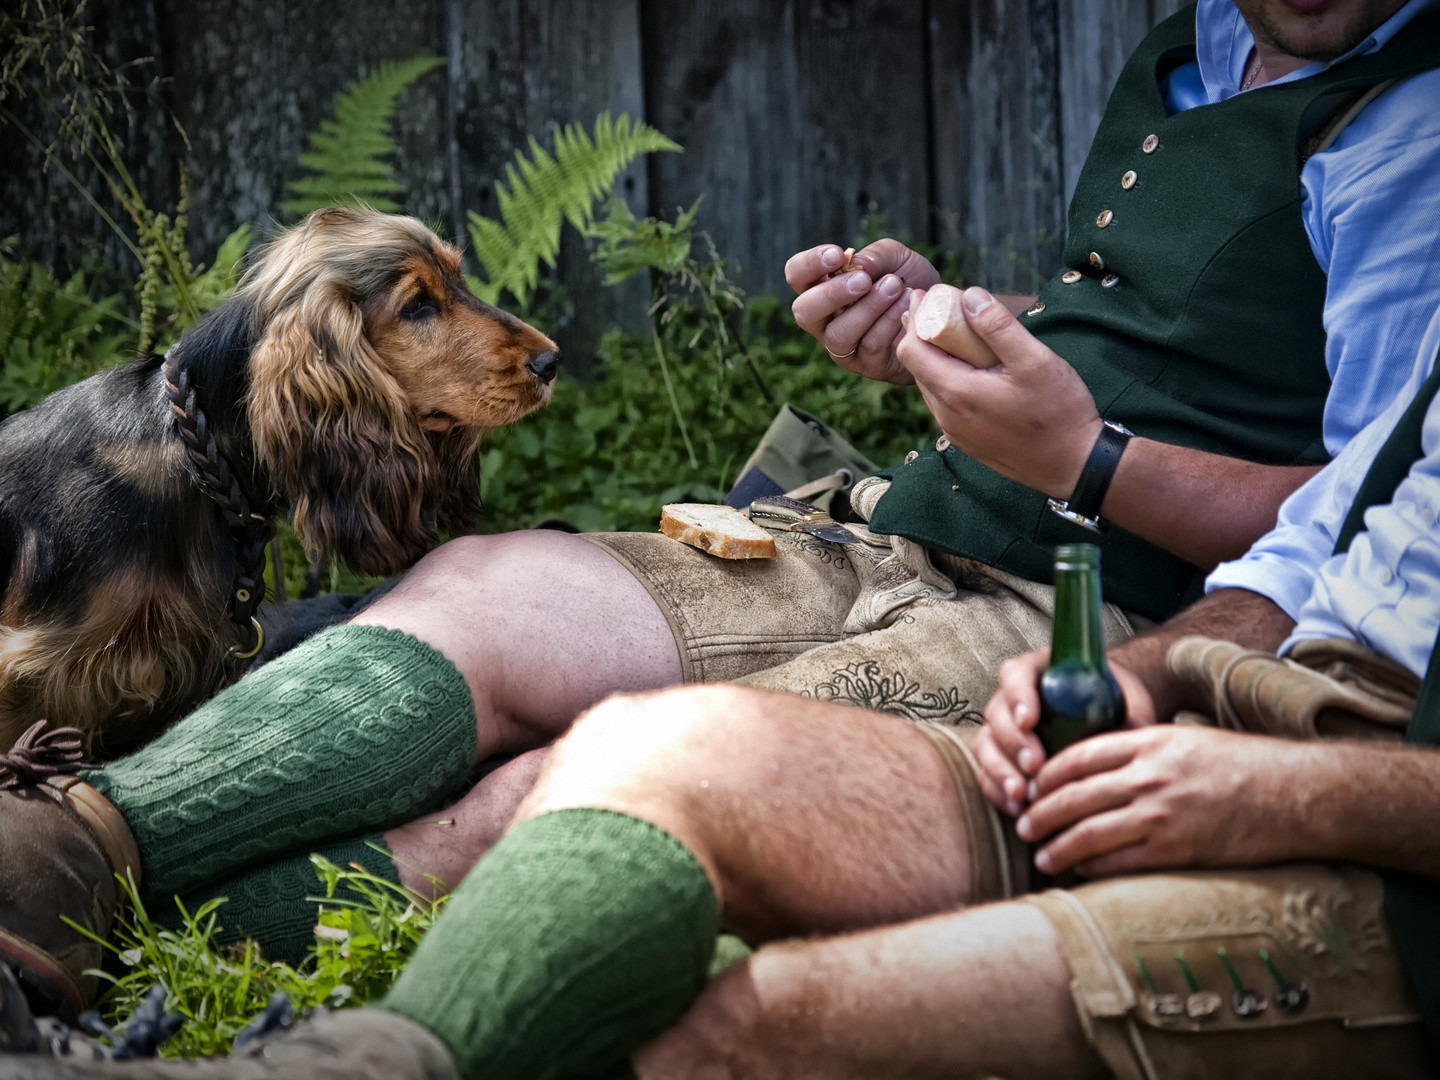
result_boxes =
[351,531,683,758]
[517,684,972,942]
[636,903,1103,1080]
[385,747,551,894]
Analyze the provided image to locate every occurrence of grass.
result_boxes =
[75,855,448,1059]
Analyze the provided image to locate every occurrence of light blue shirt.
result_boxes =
[1207,306,1440,677]
[1168,0,1440,454]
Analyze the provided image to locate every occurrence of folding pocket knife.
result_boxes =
[747,495,859,544]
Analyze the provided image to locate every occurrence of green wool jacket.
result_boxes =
[868,3,1440,622]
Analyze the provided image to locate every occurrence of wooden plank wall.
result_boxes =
[0,0,1197,362]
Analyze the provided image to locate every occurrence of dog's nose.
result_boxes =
[526,350,562,384]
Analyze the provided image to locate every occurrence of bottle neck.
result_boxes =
[1051,565,1108,668]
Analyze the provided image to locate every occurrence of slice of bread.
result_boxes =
[660,503,777,560]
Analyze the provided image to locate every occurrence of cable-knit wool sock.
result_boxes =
[90,625,476,904]
[382,809,718,1080]
[162,834,402,967]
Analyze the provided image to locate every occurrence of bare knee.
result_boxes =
[521,684,776,813]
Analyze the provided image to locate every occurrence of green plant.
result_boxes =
[466,112,680,309]
[80,856,448,1059]
[1,1,255,352]
[478,297,938,535]
[0,248,131,415]
[281,57,445,217]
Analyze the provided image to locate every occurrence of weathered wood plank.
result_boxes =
[430,0,652,367]
[154,0,447,260]
[3,0,1192,339]
[0,0,178,293]
[929,0,1065,292]
[641,0,930,297]
[1055,0,1155,208]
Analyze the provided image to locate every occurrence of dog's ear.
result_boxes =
[248,282,437,575]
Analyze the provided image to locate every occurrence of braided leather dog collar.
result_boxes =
[162,348,274,659]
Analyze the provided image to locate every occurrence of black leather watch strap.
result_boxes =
[1067,421,1135,522]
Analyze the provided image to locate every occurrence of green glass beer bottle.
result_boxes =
[1036,543,1126,756]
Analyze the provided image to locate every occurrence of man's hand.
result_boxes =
[975,650,1158,817]
[897,286,1102,501]
[1015,725,1290,878]
[786,240,941,384]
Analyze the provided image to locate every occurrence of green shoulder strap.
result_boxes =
[1334,359,1440,555]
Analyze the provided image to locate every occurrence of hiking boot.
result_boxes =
[0,1004,460,1080]
[0,723,141,1022]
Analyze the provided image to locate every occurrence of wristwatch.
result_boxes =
[1046,420,1135,532]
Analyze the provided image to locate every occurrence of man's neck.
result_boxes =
[1248,38,1313,87]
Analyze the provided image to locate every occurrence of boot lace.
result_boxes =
[0,722,89,789]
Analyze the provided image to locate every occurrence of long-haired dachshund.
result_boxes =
[0,205,560,756]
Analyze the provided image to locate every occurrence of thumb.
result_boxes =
[961,287,1045,367]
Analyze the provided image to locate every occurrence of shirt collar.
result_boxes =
[1195,0,1438,104]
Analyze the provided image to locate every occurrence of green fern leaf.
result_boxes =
[0,255,130,416]
[281,57,445,216]
[467,112,681,307]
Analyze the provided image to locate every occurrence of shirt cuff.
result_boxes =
[1204,551,1318,622]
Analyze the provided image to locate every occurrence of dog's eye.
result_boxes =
[401,295,440,320]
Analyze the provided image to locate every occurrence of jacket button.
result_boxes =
[1062,270,1083,284]
[1096,209,1114,228]
[1142,134,1159,153]
[1102,274,1120,288]
[1089,252,1106,271]
[1026,301,1046,316]
[1121,170,1137,189]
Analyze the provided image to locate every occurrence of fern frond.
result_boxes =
[0,256,129,416]
[466,112,681,307]
[281,57,444,216]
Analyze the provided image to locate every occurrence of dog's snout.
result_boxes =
[526,349,562,384]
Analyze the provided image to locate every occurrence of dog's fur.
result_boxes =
[0,206,559,756]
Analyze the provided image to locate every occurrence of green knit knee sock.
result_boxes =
[163,834,402,968]
[382,809,718,1080]
[91,625,477,904]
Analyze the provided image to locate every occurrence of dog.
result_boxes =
[0,206,560,757]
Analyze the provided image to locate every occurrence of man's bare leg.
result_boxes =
[637,904,1103,1080]
[518,684,970,943]
[499,683,1099,1077]
[385,747,552,894]
[350,531,683,759]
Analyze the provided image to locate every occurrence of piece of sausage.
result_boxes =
[911,283,1000,368]
[827,247,866,278]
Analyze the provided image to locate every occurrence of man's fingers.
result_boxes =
[1033,806,1153,876]
[859,289,913,358]
[972,728,1028,816]
[1018,766,1141,844]
[973,747,1021,817]
[819,273,908,354]
[896,316,991,390]
[982,652,1049,776]
[784,244,847,294]
[1112,662,1159,727]
[1072,840,1166,880]
[850,238,930,284]
[1032,729,1144,799]
[958,287,1050,369]
[791,270,874,339]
